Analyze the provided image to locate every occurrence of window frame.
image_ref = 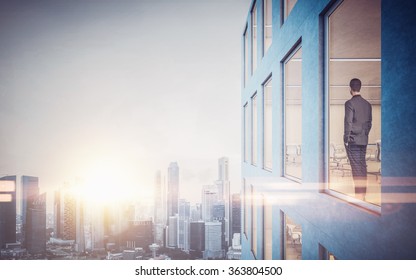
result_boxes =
[263,197,272,259]
[323,0,381,214]
[250,185,261,259]
[282,43,302,182]
[263,76,273,171]
[263,0,273,55]
[281,0,298,25]
[282,212,302,260]
[251,93,258,166]
[243,103,249,163]
[244,25,249,87]
[243,179,249,239]
[251,1,258,75]
[250,185,256,258]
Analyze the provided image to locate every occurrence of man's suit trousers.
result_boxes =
[345,144,367,194]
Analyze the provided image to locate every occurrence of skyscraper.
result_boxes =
[178,199,190,251]
[154,170,162,223]
[54,184,77,241]
[212,203,226,250]
[123,220,153,251]
[167,214,178,248]
[190,221,205,258]
[53,190,62,239]
[21,176,39,247]
[154,170,165,246]
[190,203,202,221]
[167,162,179,219]
[218,157,229,181]
[203,221,224,259]
[231,193,241,238]
[25,192,46,255]
[78,198,90,253]
[0,176,17,249]
[166,162,179,249]
[217,157,231,247]
[201,185,218,222]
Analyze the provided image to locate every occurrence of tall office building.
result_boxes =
[63,190,77,241]
[53,190,61,239]
[167,162,179,219]
[85,201,105,252]
[103,202,132,250]
[25,192,46,255]
[231,193,241,238]
[201,185,218,222]
[190,203,202,221]
[73,179,86,252]
[54,182,87,253]
[217,157,230,201]
[21,176,39,246]
[218,157,233,246]
[212,203,226,250]
[227,233,242,260]
[178,199,190,251]
[218,157,229,181]
[203,221,224,259]
[122,220,153,251]
[154,170,162,223]
[0,176,17,249]
[167,214,178,248]
[55,184,77,241]
[217,157,231,248]
[190,221,205,258]
[212,203,225,219]
[154,170,165,246]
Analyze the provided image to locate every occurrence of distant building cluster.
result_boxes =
[0,157,241,260]
[154,158,241,260]
[1,176,46,259]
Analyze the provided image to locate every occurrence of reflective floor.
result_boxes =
[329,159,381,205]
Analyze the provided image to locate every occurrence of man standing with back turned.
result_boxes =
[344,78,372,200]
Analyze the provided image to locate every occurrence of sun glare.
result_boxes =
[78,161,143,205]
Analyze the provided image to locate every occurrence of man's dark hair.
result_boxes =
[349,78,362,92]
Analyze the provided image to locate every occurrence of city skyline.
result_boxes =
[5,157,237,214]
[0,0,250,206]
[1,156,242,259]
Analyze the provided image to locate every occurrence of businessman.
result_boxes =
[344,78,372,200]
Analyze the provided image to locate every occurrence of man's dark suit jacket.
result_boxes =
[344,94,372,145]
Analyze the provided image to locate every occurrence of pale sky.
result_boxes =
[0,0,251,207]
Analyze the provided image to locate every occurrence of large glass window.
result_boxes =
[327,0,381,206]
[264,201,272,259]
[251,2,258,74]
[251,94,258,166]
[283,214,302,260]
[284,46,302,180]
[244,103,249,163]
[263,78,273,170]
[244,26,249,86]
[282,0,298,22]
[263,0,272,54]
[243,179,249,238]
[251,186,258,259]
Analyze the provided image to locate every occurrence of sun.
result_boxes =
[78,160,138,205]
